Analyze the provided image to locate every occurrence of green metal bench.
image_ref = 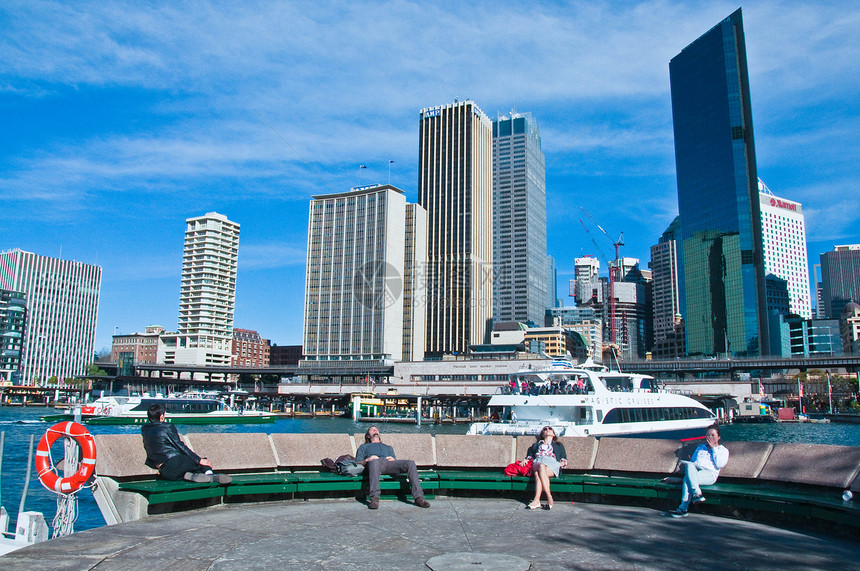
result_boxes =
[117,479,228,505]
[289,470,439,495]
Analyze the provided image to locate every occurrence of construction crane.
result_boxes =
[578,208,624,349]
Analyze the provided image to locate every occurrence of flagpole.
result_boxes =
[388,160,394,184]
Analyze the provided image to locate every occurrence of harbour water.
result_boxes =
[2,406,859,533]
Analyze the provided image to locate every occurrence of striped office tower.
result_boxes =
[0,249,101,384]
[419,100,493,357]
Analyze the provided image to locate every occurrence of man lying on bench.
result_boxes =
[141,403,232,484]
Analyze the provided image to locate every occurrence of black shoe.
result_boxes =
[184,472,213,483]
[369,497,379,510]
[668,508,688,518]
[414,497,430,508]
[691,494,706,504]
[214,474,232,484]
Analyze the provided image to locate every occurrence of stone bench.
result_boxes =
[91,432,860,530]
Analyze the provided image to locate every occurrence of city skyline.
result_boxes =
[2,2,858,352]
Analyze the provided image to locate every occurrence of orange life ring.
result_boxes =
[35,421,97,494]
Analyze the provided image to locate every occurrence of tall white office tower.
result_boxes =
[419,100,493,356]
[492,111,547,325]
[303,185,426,364]
[0,249,101,384]
[158,212,240,366]
[759,181,812,318]
[572,257,602,306]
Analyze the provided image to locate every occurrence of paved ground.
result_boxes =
[3,497,859,570]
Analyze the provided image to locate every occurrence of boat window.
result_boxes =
[576,407,594,425]
[602,406,715,424]
[603,376,633,392]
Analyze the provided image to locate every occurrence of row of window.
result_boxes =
[602,406,713,424]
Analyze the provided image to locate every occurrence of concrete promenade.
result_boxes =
[3,498,859,570]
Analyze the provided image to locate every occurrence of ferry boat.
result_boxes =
[42,392,277,425]
[467,361,717,439]
[348,392,421,423]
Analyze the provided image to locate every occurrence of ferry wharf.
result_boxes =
[3,497,860,570]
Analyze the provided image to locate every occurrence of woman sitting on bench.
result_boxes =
[522,426,567,510]
[669,424,729,518]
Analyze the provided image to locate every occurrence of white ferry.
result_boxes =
[43,392,277,425]
[467,361,716,439]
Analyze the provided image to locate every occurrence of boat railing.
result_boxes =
[502,384,594,396]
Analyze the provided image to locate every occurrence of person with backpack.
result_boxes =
[355,426,430,510]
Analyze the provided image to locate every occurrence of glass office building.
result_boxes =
[670,8,769,356]
[492,111,547,326]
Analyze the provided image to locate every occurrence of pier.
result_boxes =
[3,499,859,570]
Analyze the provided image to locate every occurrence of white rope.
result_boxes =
[51,493,78,538]
[50,435,82,538]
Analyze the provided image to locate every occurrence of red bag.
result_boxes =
[504,459,533,476]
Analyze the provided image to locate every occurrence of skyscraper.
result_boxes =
[608,258,651,360]
[492,111,547,325]
[0,289,26,382]
[302,184,426,364]
[670,8,769,356]
[158,212,239,366]
[820,244,860,319]
[759,181,811,318]
[649,216,684,357]
[572,257,601,306]
[419,100,493,356]
[0,249,101,383]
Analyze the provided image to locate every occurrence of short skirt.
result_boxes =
[532,455,561,477]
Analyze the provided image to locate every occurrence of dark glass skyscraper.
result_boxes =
[670,8,769,356]
[820,245,860,319]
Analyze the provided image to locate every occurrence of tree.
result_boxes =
[86,363,108,377]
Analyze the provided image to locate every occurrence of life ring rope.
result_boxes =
[36,421,97,495]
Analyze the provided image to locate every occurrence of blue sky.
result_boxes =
[2,1,858,353]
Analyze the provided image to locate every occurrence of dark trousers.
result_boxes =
[366,459,424,500]
[160,454,205,481]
